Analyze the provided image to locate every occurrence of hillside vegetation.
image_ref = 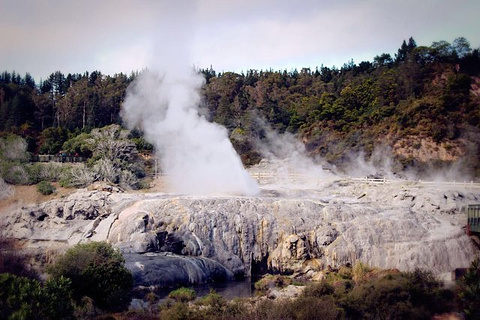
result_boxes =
[1,37,479,181]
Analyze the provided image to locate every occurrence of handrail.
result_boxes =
[249,172,480,188]
[146,171,480,188]
[32,155,85,163]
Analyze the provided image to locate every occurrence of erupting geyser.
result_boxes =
[120,2,258,196]
[122,68,258,196]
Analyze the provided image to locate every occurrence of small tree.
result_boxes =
[48,242,133,312]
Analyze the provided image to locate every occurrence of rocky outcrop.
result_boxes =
[2,181,479,287]
[125,253,233,287]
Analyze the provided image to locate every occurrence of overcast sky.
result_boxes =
[1,0,479,81]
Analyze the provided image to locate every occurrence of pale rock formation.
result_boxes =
[2,181,479,287]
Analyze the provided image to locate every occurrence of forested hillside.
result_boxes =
[1,37,480,177]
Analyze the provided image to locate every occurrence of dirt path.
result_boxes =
[0,183,75,215]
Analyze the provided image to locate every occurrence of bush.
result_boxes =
[168,287,196,303]
[302,280,335,298]
[254,274,293,292]
[193,290,228,319]
[48,241,133,312]
[342,269,453,319]
[38,163,65,182]
[290,296,344,320]
[0,273,74,320]
[248,296,343,320]
[26,163,42,184]
[159,301,191,320]
[457,258,480,320]
[59,164,95,187]
[195,290,226,310]
[37,181,56,195]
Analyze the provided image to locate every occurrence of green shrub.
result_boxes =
[159,301,190,320]
[38,163,65,182]
[59,164,95,188]
[290,296,344,320]
[458,258,480,320]
[343,269,453,319]
[338,266,353,279]
[168,287,196,303]
[26,163,42,184]
[302,280,335,298]
[195,290,226,309]
[193,290,227,318]
[250,299,294,320]
[247,295,343,320]
[37,181,56,195]
[254,274,293,291]
[0,273,74,320]
[48,241,133,312]
[223,297,250,319]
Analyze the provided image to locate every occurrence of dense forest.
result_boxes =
[1,37,480,176]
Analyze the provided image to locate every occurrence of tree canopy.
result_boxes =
[0,37,479,174]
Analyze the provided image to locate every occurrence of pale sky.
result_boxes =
[1,0,479,81]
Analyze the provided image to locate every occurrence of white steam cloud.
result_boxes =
[251,119,335,189]
[122,69,259,196]
[121,3,258,196]
[343,145,399,180]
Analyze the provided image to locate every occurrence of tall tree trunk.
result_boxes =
[83,101,86,129]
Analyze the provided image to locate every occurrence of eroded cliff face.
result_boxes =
[2,179,479,286]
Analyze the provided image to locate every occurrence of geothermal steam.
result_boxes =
[122,69,259,196]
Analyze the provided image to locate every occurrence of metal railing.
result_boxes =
[249,173,480,188]
[347,176,480,188]
[32,155,85,163]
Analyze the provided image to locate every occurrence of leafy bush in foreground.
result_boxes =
[458,258,480,320]
[0,273,74,320]
[48,241,133,313]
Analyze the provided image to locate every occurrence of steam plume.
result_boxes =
[122,68,258,196]
[252,118,335,188]
[121,3,258,196]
